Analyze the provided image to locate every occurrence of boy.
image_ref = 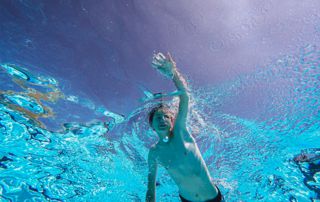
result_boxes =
[146,53,223,202]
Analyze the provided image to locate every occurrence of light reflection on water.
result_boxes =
[0,45,319,201]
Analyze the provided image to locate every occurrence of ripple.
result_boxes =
[0,64,58,86]
[3,94,45,114]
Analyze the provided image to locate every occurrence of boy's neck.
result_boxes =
[158,130,173,143]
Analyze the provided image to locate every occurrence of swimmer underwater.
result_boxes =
[145,52,224,202]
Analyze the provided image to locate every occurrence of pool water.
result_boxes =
[0,45,319,201]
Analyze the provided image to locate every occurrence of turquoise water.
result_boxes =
[0,45,319,201]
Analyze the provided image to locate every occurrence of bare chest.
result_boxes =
[156,142,201,172]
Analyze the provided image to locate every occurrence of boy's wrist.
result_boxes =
[172,69,179,80]
[171,67,176,75]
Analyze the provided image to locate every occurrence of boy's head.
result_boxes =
[148,104,174,132]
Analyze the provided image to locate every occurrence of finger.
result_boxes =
[154,52,165,60]
[152,63,164,69]
[152,61,162,67]
[152,64,159,69]
[155,54,165,62]
[167,52,174,62]
[151,63,159,69]
[152,54,158,61]
[158,53,166,60]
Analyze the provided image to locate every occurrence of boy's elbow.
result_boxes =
[179,91,189,100]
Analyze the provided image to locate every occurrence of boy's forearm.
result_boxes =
[146,189,155,202]
[172,68,189,94]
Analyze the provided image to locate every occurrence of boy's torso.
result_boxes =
[154,130,218,201]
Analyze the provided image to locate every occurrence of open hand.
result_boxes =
[151,52,176,79]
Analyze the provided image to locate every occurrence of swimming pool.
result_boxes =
[1,1,320,201]
[0,44,319,201]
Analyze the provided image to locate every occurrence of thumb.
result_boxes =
[167,52,174,62]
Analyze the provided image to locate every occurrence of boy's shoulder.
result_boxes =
[150,142,166,156]
[149,143,159,154]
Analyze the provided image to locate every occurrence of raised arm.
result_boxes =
[151,53,190,130]
[169,54,189,131]
[146,148,157,202]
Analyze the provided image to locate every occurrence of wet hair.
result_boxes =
[148,103,173,126]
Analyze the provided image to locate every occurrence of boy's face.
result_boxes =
[151,110,173,133]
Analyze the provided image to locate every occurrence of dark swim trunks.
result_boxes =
[179,186,223,202]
